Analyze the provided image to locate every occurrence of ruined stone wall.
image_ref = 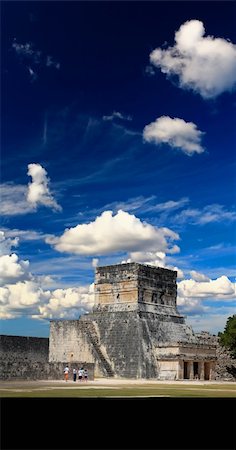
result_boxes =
[0,360,94,380]
[0,335,94,380]
[0,335,49,362]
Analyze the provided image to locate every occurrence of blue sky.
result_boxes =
[1,1,236,337]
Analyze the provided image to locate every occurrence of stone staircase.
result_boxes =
[80,319,115,377]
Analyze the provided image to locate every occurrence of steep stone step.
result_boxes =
[80,320,115,377]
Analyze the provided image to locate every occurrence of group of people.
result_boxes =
[63,366,88,382]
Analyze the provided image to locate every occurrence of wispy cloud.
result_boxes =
[2,228,51,243]
[103,111,132,122]
[0,183,33,216]
[12,39,60,81]
[174,204,236,225]
[143,116,205,155]
[150,19,236,98]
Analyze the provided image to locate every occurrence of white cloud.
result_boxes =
[0,231,94,320]
[0,280,94,320]
[46,210,180,256]
[124,250,184,279]
[1,164,61,215]
[0,254,30,286]
[103,111,132,121]
[92,258,99,268]
[150,19,236,98]
[177,275,236,320]
[178,275,236,301]
[36,284,94,319]
[27,163,62,211]
[0,230,19,255]
[189,270,210,282]
[143,116,204,155]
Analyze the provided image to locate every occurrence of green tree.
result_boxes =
[218,315,236,358]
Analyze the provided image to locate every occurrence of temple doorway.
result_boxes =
[204,362,210,380]
[184,361,188,379]
[193,362,199,379]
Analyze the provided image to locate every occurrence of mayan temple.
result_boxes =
[49,262,217,380]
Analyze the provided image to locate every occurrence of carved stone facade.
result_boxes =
[49,263,217,379]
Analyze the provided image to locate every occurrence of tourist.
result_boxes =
[78,367,84,381]
[73,368,77,382]
[83,368,88,381]
[64,365,70,382]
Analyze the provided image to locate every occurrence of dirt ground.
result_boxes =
[1,377,236,387]
[1,377,236,396]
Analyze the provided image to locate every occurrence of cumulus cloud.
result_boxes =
[124,250,184,279]
[178,275,236,301]
[0,254,30,286]
[27,163,62,211]
[177,274,236,317]
[0,280,94,320]
[1,164,61,215]
[36,284,94,320]
[143,116,204,155]
[46,210,180,256]
[12,39,60,81]
[150,19,236,98]
[0,231,19,255]
[189,271,210,282]
[0,231,94,319]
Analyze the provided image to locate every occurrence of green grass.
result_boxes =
[1,383,236,397]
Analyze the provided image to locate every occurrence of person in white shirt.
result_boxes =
[73,368,77,382]
[83,368,88,381]
[78,367,84,381]
[64,365,69,382]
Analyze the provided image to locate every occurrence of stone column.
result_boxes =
[210,362,216,380]
[178,360,184,380]
[209,362,213,380]
[189,361,194,380]
[199,361,204,380]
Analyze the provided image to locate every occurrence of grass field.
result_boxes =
[1,380,236,397]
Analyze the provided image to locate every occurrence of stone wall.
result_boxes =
[0,335,94,380]
[0,334,49,362]
[0,360,94,380]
